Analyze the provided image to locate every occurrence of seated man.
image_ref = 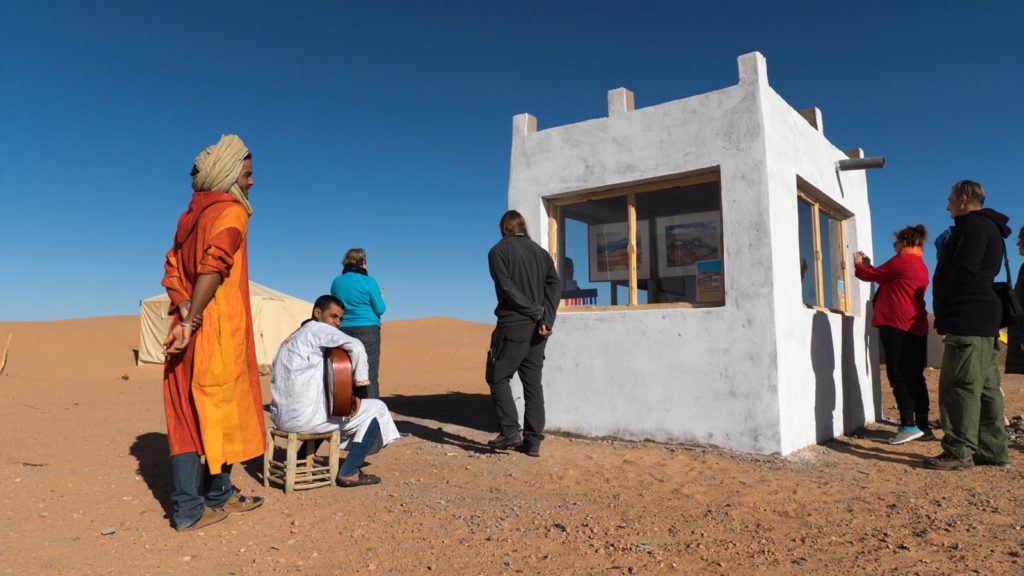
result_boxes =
[269,295,400,487]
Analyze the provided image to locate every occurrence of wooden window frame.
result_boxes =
[797,190,850,314]
[546,169,722,311]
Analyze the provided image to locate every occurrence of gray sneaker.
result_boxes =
[889,427,924,445]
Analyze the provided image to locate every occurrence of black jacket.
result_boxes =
[488,234,561,328]
[932,208,1011,336]
[1006,263,1024,374]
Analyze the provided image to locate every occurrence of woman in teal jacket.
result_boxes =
[330,248,387,398]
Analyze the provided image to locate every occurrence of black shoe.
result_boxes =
[487,432,522,450]
[336,470,382,488]
[520,441,541,457]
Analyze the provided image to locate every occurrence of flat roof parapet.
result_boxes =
[513,52,774,138]
[512,113,537,142]
[607,87,635,117]
[798,107,824,132]
[737,51,768,88]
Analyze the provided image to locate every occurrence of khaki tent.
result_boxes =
[138,282,313,370]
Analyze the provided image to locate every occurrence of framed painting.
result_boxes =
[656,211,722,277]
[696,259,724,303]
[588,220,650,282]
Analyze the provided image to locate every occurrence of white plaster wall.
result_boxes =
[757,86,880,454]
[507,53,784,453]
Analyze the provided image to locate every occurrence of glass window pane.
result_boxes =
[818,211,833,310]
[634,181,724,306]
[822,213,845,311]
[559,196,629,307]
[797,199,818,306]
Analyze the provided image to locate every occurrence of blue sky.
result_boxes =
[1,1,1021,322]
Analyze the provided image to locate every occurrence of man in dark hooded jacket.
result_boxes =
[926,180,1012,470]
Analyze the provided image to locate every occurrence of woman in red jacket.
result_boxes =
[854,225,931,445]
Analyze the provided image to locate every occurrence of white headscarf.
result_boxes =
[191,134,253,215]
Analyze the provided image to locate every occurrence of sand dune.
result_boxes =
[0,316,142,380]
[0,315,492,383]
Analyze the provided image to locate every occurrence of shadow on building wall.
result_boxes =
[812,312,836,442]
[812,311,874,443]
[841,314,866,433]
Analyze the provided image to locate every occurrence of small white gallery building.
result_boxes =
[506,52,881,455]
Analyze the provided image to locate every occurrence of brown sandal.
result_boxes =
[176,506,228,532]
[216,490,264,513]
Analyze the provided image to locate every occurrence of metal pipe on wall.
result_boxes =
[836,157,885,171]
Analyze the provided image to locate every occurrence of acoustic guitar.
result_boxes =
[323,346,358,418]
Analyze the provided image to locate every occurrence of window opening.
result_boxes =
[551,173,724,311]
[797,185,850,313]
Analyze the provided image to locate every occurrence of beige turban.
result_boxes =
[191,134,253,215]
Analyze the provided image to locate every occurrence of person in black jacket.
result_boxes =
[485,210,561,457]
[925,180,1012,471]
[1006,226,1024,375]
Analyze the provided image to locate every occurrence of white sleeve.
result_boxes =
[306,322,369,383]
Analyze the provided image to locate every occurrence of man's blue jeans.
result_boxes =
[338,418,381,479]
[171,452,234,529]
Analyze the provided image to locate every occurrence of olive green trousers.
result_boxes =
[938,335,1008,463]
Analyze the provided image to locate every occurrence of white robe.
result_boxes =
[269,321,400,451]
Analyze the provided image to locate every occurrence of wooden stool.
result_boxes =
[263,428,340,494]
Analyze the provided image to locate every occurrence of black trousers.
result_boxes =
[341,325,381,399]
[879,325,929,428]
[485,323,548,442]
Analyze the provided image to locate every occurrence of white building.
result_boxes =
[506,52,881,455]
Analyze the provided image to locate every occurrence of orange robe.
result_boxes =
[162,192,265,474]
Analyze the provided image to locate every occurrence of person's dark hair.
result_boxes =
[951,180,985,206]
[342,248,366,268]
[499,210,529,237]
[1018,225,1024,243]
[243,152,252,161]
[312,294,343,317]
[895,224,928,248]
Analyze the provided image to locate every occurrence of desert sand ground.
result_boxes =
[1,316,1023,575]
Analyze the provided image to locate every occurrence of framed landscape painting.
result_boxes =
[656,211,722,277]
[588,221,650,282]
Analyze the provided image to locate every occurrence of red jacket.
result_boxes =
[854,247,930,336]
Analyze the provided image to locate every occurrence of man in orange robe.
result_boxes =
[162,134,265,531]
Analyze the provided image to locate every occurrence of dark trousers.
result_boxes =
[485,323,547,443]
[170,452,234,529]
[342,325,381,399]
[878,326,929,429]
